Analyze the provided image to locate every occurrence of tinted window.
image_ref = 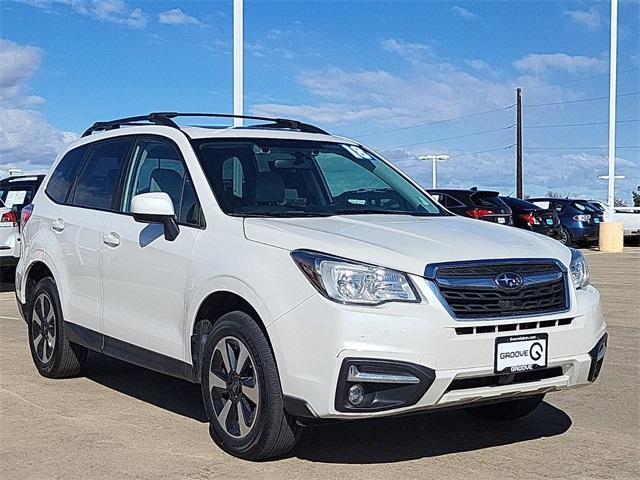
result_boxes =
[442,194,465,208]
[72,138,130,210]
[122,137,203,227]
[46,145,89,204]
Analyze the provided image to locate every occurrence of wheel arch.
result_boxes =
[189,289,275,383]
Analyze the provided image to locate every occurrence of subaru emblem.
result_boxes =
[495,272,524,290]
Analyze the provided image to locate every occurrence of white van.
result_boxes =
[15,113,607,460]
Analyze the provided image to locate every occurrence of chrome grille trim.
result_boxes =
[425,258,570,320]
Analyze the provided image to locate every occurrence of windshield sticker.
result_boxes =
[342,144,372,160]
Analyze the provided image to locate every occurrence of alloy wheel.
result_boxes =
[558,229,569,245]
[208,336,260,438]
[32,293,56,363]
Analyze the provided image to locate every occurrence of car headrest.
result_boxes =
[254,172,285,204]
[150,168,183,203]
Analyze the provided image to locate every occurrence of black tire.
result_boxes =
[465,394,545,421]
[27,277,87,378]
[557,227,573,247]
[200,311,301,460]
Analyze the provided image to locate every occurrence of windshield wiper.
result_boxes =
[331,208,437,216]
[234,211,333,218]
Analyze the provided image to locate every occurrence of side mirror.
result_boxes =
[131,192,180,241]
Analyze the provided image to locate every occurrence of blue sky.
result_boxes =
[1,0,639,202]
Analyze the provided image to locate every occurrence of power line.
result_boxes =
[377,124,515,152]
[449,144,516,158]
[525,145,640,150]
[348,67,640,132]
[524,118,640,129]
[523,91,639,108]
[354,104,514,139]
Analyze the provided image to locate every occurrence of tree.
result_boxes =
[633,189,640,207]
[546,190,563,198]
[614,198,627,207]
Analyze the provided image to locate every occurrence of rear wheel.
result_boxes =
[200,311,301,460]
[27,277,87,378]
[557,228,573,246]
[465,394,545,421]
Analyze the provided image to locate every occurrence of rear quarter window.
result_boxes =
[46,145,90,204]
[71,138,131,210]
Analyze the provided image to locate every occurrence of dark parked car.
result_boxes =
[428,188,512,225]
[500,196,561,238]
[528,198,604,246]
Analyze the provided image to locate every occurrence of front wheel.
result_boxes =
[200,311,301,460]
[465,394,545,421]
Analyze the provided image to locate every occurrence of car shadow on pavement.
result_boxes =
[82,350,572,463]
[82,352,208,423]
[293,402,571,463]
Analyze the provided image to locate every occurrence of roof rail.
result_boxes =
[81,112,329,137]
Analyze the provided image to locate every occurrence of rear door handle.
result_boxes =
[103,232,120,248]
[51,218,64,232]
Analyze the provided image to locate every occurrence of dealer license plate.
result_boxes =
[495,333,548,374]
[497,217,506,224]
[545,218,553,225]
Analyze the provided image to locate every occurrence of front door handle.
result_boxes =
[51,218,64,232]
[103,232,120,248]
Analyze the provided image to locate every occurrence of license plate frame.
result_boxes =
[494,333,548,374]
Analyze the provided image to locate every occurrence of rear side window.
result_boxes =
[45,145,89,204]
[71,138,131,210]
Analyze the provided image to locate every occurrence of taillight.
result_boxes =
[20,204,34,228]
[466,208,494,219]
[520,213,539,225]
[1,210,17,226]
[573,214,591,222]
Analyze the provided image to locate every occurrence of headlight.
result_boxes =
[291,250,419,305]
[569,248,590,289]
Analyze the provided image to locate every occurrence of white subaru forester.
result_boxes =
[15,112,607,460]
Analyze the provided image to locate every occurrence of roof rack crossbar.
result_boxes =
[82,112,329,137]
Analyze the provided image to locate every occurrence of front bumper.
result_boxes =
[268,277,606,419]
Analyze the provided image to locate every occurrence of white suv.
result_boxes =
[16,112,607,460]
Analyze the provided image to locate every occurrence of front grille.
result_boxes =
[427,260,569,319]
[454,318,573,335]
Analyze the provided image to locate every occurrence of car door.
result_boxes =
[47,137,132,336]
[101,136,204,361]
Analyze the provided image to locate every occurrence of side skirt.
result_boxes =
[64,321,197,383]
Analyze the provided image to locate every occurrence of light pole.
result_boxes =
[419,154,450,188]
[233,0,244,127]
[605,0,618,220]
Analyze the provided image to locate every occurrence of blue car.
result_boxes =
[528,198,604,247]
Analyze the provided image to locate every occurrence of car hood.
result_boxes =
[243,214,571,276]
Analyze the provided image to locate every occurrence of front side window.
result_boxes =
[122,137,203,227]
[71,138,131,210]
[46,145,89,204]
[192,139,445,217]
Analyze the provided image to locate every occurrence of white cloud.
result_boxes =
[381,38,434,66]
[250,41,579,128]
[0,38,43,104]
[451,5,480,21]
[564,7,603,31]
[465,58,498,77]
[17,0,148,28]
[0,38,78,177]
[514,53,607,74]
[158,8,202,26]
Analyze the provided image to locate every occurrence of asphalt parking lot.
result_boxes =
[1,249,638,480]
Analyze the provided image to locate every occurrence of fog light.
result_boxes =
[347,384,365,406]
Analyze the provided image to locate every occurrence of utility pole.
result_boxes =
[233,0,244,127]
[516,88,523,198]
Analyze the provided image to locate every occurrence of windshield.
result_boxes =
[191,139,446,217]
